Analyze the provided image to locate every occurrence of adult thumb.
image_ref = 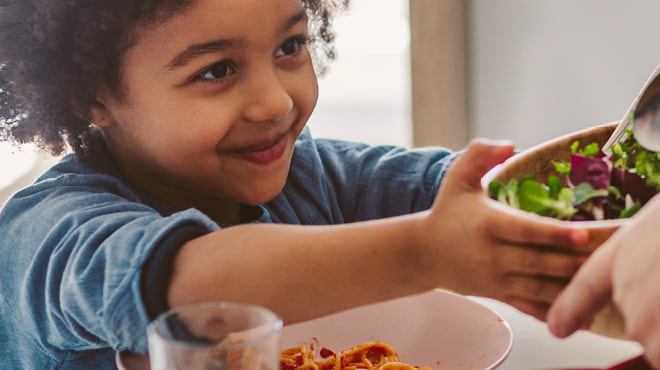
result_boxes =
[443,138,514,192]
[547,241,615,338]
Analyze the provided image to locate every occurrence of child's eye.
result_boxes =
[275,35,308,58]
[196,61,236,81]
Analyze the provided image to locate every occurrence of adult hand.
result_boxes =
[419,138,590,321]
[548,195,660,368]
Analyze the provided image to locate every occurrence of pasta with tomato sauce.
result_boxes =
[280,340,431,370]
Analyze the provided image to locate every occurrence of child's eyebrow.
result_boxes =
[166,9,308,70]
[167,39,244,70]
[283,9,308,33]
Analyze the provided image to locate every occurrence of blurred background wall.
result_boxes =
[307,0,411,146]
[314,0,660,151]
[470,0,660,150]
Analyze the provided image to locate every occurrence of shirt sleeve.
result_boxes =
[140,223,209,320]
[275,128,461,224]
[3,173,219,354]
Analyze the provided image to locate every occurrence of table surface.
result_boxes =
[469,297,644,370]
[119,297,645,370]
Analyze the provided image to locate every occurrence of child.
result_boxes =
[0,0,591,368]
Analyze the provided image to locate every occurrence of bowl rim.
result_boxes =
[481,121,619,192]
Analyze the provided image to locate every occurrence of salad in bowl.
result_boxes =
[486,125,660,222]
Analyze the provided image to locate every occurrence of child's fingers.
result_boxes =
[546,242,615,338]
[499,246,586,278]
[503,274,567,304]
[443,138,514,192]
[487,204,589,249]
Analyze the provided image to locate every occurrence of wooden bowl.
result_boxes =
[481,122,631,248]
[483,122,616,185]
[481,122,629,338]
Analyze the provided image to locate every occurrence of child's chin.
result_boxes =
[240,185,286,206]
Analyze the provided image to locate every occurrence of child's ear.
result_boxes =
[88,98,115,128]
[73,88,116,128]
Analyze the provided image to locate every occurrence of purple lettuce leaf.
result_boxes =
[569,154,611,190]
[610,167,657,204]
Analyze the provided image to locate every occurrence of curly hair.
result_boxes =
[0,0,349,161]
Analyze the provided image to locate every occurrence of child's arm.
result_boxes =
[168,139,590,324]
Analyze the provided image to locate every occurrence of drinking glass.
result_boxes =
[147,302,283,370]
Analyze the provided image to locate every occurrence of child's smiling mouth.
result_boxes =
[232,134,288,165]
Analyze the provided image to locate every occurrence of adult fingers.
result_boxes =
[615,276,660,367]
[644,336,660,369]
[626,303,660,363]
[546,241,616,338]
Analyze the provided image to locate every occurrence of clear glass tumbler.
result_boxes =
[147,302,283,370]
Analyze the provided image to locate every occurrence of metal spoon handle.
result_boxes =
[602,63,660,155]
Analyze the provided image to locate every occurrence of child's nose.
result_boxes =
[242,70,293,123]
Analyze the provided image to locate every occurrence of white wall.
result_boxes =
[315,0,660,151]
[308,0,411,147]
[470,0,660,149]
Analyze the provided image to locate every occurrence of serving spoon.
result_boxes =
[603,63,660,155]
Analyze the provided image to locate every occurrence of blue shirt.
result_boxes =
[0,128,457,369]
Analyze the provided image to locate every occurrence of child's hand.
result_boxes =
[417,139,590,321]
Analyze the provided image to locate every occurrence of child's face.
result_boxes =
[95,0,318,214]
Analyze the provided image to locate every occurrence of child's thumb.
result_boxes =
[445,138,514,192]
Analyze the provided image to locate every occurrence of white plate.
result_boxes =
[281,289,513,370]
